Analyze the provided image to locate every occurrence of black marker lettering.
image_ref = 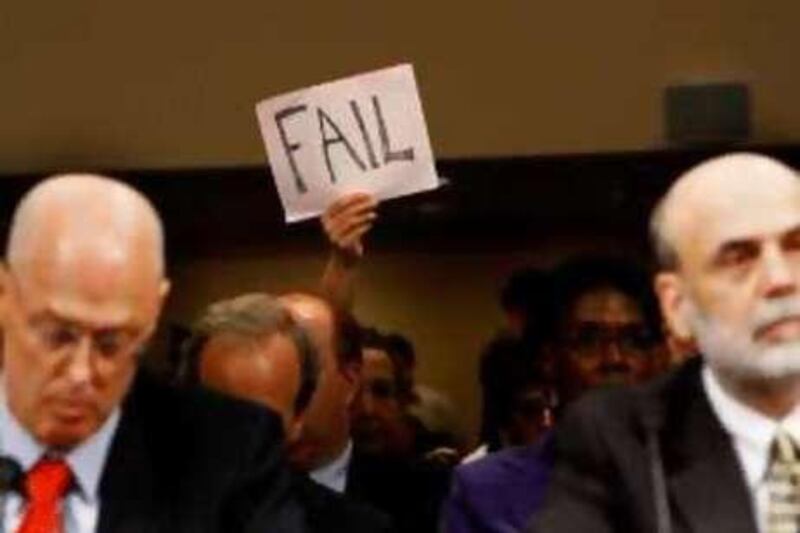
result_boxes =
[275,105,309,194]
[350,100,380,170]
[318,107,366,184]
[372,95,414,164]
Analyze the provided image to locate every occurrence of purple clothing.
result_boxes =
[442,435,553,533]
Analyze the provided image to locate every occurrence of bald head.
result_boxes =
[652,153,800,271]
[279,292,363,470]
[7,173,165,281]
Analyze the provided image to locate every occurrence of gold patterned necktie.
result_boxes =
[767,430,800,533]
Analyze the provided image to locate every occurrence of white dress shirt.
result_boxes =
[703,366,800,533]
[309,440,352,493]
[0,392,120,533]
[459,443,489,465]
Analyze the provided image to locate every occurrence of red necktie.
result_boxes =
[17,458,72,533]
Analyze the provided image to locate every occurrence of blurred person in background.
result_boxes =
[180,293,392,533]
[443,255,667,533]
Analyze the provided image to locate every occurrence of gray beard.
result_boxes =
[686,297,800,380]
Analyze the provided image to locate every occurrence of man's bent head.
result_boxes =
[0,174,170,449]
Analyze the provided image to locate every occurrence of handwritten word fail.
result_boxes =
[256,64,438,223]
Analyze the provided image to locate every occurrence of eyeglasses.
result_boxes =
[7,274,146,360]
[24,315,143,359]
[563,322,659,358]
[365,378,397,400]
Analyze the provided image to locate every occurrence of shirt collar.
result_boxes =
[0,385,121,503]
[703,365,800,488]
[65,408,120,502]
[309,440,352,493]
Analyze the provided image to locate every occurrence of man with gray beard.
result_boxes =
[529,153,800,533]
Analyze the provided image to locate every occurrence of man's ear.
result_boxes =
[287,417,304,446]
[159,278,171,301]
[142,278,172,340]
[654,272,693,342]
[342,361,362,407]
[0,263,14,323]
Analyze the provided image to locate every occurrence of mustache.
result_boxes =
[751,297,800,334]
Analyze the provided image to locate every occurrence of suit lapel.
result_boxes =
[96,378,159,533]
[668,452,755,533]
[656,362,758,533]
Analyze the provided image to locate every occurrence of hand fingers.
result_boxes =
[327,221,375,249]
[325,206,377,237]
[330,217,374,247]
[326,193,377,219]
[338,223,374,255]
[333,211,377,239]
[322,193,378,253]
[339,220,374,243]
[322,198,376,233]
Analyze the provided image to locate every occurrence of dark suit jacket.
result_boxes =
[347,450,453,533]
[442,435,553,533]
[96,371,304,533]
[294,474,393,533]
[528,358,759,533]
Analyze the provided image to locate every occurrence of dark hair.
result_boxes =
[360,327,414,403]
[499,267,555,343]
[501,268,549,312]
[479,335,547,449]
[177,293,319,415]
[551,255,662,339]
[382,333,416,372]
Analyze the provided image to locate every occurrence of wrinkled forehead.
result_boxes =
[22,227,155,284]
[11,234,163,327]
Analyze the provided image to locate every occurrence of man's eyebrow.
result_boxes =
[27,310,67,324]
[709,223,800,263]
[27,310,134,332]
[709,238,760,265]
[780,224,800,242]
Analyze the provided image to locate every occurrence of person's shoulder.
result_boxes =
[567,358,702,424]
[559,383,640,438]
[457,441,543,477]
[553,358,704,459]
[126,370,284,450]
[114,371,300,532]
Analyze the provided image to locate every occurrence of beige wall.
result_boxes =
[2,1,800,172]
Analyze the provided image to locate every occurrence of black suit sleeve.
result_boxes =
[526,395,616,533]
[221,409,307,533]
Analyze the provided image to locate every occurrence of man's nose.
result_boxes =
[360,390,377,414]
[65,335,93,386]
[603,339,626,365]
[762,246,798,299]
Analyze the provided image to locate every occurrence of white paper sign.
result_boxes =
[256,64,439,223]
